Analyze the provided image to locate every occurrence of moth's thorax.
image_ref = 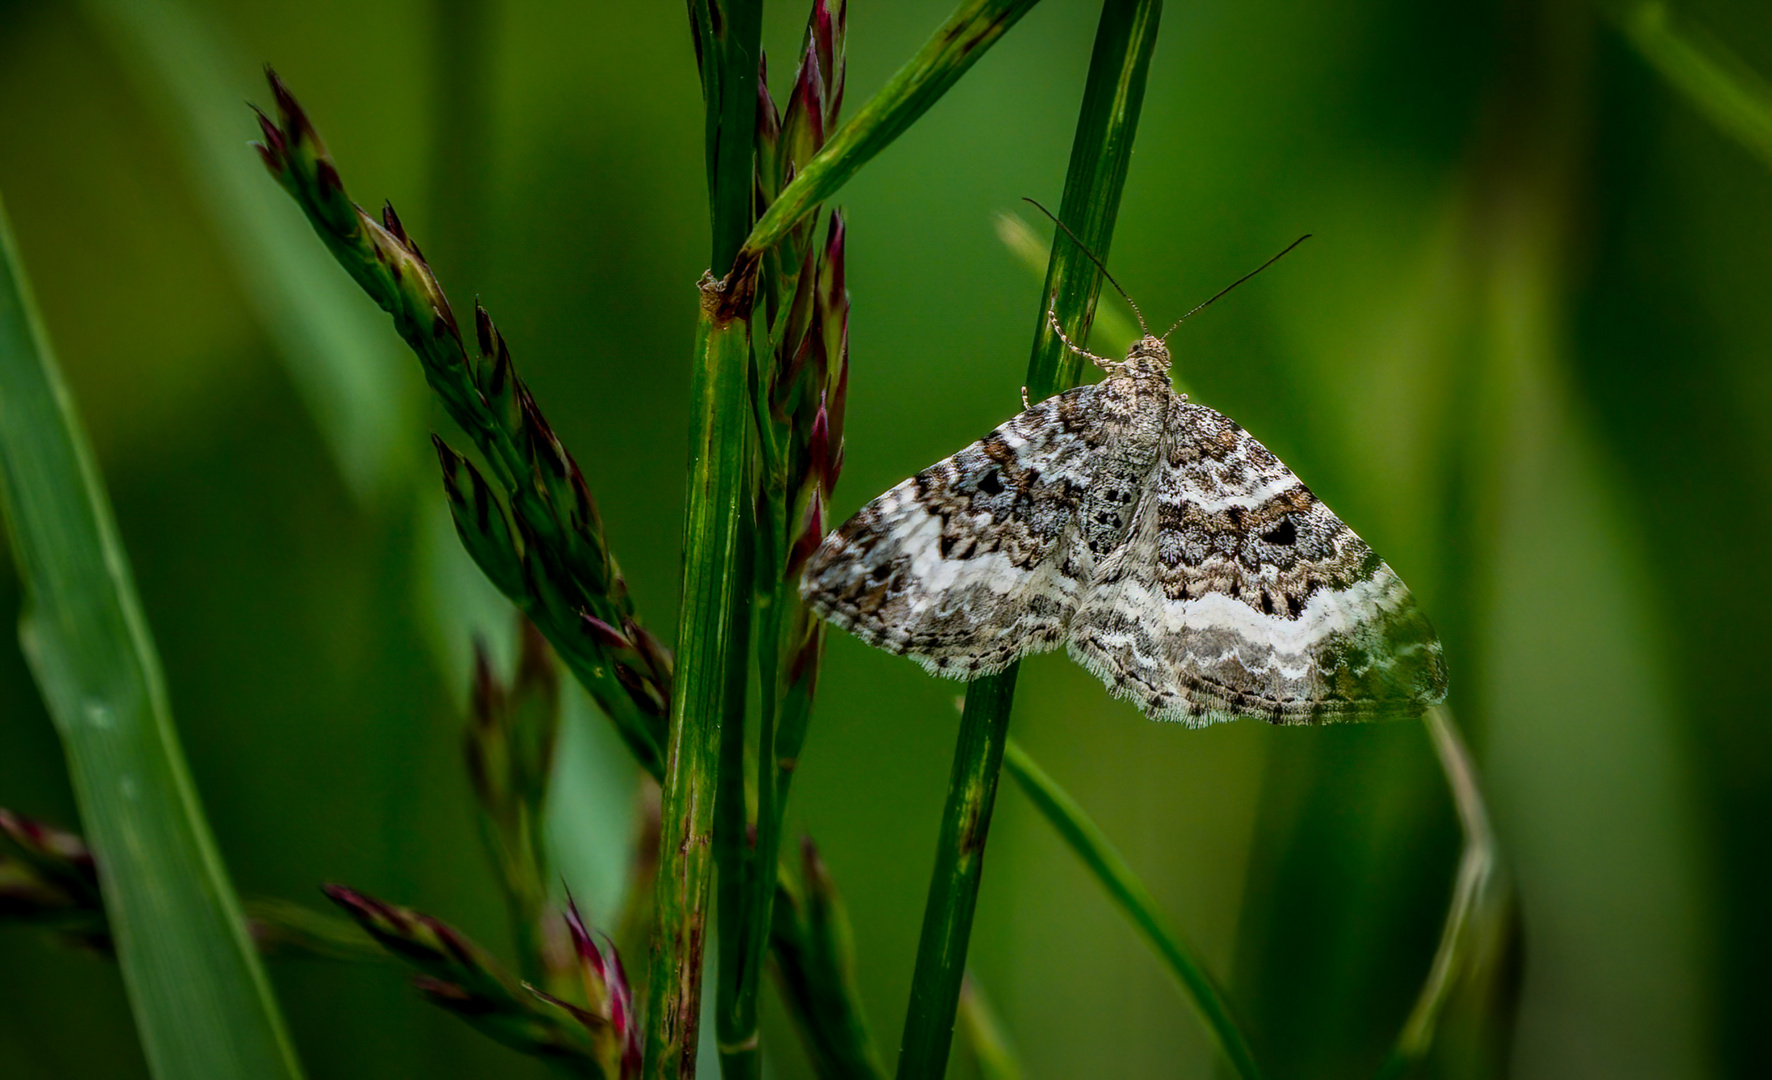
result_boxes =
[1121,335,1173,379]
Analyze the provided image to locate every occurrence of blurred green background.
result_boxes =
[1,0,1766,1076]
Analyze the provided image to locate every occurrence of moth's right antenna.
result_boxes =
[1160,234,1311,340]
[1022,197,1149,335]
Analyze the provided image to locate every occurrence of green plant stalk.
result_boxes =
[739,0,1046,263]
[717,6,851,1075]
[1029,0,1162,392]
[648,4,764,1074]
[1614,0,1772,170]
[894,4,1161,1075]
[896,670,1018,1076]
[649,305,755,1079]
[716,547,776,1079]
[715,493,762,1079]
[698,1,769,273]
[1002,740,1260,1079]
[1378,705,1508,1076]
[0,195,305,1080]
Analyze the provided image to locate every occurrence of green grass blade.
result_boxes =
[1378,705,1510,1076]
[648,301,755,1080]
[894,4,1162,1076]
[1002,739,1261,1080]
[77,0,418,499]
[0,194,305,1079]
[1613,1,1772,170]
[739,0,1045,261]
[1023,0,1162,401]
[896,669,1018,1078]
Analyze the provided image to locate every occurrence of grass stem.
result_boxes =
[645,4,765,1076]
[893,4,1162,1075]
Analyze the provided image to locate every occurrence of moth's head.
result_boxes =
[1124,334,1172,376]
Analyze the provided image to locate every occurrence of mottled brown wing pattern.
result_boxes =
[804,330,1448,725]
[1066,399,1448,725]
[801,383,1114,678]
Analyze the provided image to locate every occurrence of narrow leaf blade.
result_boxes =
[0,195,304,1078]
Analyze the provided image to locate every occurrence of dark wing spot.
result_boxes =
[1260,592,1276,616]
[1285,592,1305,619]
[978,469,1004,496]
[1262,518,1297,546]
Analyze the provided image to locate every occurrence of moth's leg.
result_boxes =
[1021,385,1031,410]
[1046,298,1119,373]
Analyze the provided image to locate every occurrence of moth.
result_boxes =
[800,232,1447,726]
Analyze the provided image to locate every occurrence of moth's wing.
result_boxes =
[1067,400,1447,725]
[801,384,1107,679]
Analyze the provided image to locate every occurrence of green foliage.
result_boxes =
[5,1,1767,1078]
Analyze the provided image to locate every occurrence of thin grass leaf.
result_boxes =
[1377,705,1511,1077]
[738,0,1046,263]
[895,4,1162,1076]
[77,0,418,498]
[1002,739,1260,1080]
[0,194,304,1080]
[1613,0,1772,170]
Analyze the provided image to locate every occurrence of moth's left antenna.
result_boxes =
[1021,197,1149,335]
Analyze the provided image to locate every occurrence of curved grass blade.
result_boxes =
[0,194,305,1080]
[1377,705,1511,1077]
[1002,739,1259,1080]
[895,4,1163,1076]
[1613,1,1772,171]
[739,0,1047,263]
